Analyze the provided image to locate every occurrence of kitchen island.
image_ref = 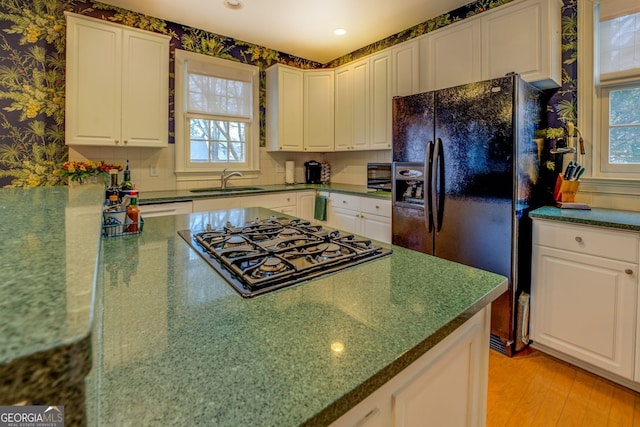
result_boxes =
[89,205,507,426]
[0,186,507,426]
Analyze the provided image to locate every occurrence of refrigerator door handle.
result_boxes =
[436,138,445,231]
[431,138,442,232]
[424,140,434,232]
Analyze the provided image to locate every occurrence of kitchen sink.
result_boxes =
[190,186,264,193]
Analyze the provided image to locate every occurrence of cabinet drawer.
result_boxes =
[360,197,391,217]
[533,220,639,263]
[330,193,360,211]
[244,193,296,209]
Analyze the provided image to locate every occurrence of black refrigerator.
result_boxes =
[391,75,545,356]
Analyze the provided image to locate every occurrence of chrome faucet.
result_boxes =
[221,168,243,189]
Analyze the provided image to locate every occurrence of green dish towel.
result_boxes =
[314,194,327,221]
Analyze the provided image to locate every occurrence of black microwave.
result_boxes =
[367,163,392,191]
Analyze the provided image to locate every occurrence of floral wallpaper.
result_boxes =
[0,0,577,188]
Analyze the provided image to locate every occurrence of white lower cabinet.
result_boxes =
[328,193,391,244]
[296,191,316,221]
[531,220,639,386]
[191,191,315,217]
[139,201,192,218]
[331,306,490,427]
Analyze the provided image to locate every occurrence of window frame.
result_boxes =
[577,1,640,193]
[174,49,260,181]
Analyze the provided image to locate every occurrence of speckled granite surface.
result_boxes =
[139,183,391,205]
[0,185,103,425]
[86,206,507,426]
[530,206,640,231]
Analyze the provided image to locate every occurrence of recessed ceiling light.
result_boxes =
[333,28,347,36]
[224,0,243,10]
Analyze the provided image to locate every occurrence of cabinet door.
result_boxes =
[334,65,352,151]
[481,0,561,89]
[420,20,481,92]
[304,70,334,151]
[392,40,420,96]
[65,15,121,146]
[192,197,244,212]
[121,30,169,147]
[332,207,359,235]
[370,52,392,150]
[266,65,304,151]
[296,191,316,221]
[360,212,391,244]
[531,246,637,379]
[391,307,489,427]
[351,59,369,150]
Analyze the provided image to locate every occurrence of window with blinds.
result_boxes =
[174,49,259,176]
[598,1,640,173]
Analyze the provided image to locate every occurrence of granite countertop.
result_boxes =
[88,206,507,426]
[530,206,640,232]
[139,183,391,205]
[0,185,103,412]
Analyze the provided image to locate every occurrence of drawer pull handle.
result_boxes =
[626,269,634,275]
[575,236,583,243]
[375,205,380,209]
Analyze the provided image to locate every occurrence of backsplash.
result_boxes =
[0,0,576,193]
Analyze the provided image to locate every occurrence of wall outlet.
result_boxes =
[149,164,159,177]
[276,164,285,173]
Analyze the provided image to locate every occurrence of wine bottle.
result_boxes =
[121,160,134,192]
[105,169,120,203]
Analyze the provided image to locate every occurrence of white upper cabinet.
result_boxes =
[65,13,169,147]
[267,66,334,152]
[333,64,353,151]
[334,52,392,152]
[266,64,304,151]
[481,0,562,89]
[303,70,335,152]
[419,20,482,92]
[391,39,420,96]
[369,51,392,150]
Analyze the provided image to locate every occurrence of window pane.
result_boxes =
[188,73,251,117]
[189,118,246,164]
[609,87,640,164]
[599,11,640,74]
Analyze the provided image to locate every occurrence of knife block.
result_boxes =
[553,174,580,203]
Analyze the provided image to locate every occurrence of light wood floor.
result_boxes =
[487,349,640,426]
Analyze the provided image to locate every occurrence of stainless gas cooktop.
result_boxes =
[178,216,392,298]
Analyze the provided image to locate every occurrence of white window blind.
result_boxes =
[185,59,253,118]
[599,1,640,77]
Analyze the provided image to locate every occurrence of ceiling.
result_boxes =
[98,0,472,64]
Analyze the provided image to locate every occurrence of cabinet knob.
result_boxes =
[342,200,346,204]
[123,140,128,145]
[114,140,119,145]
[575,236,583,244]
[626,269,634,275]
[375,205,380,209]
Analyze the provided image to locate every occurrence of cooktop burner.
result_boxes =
[178,216,392,298]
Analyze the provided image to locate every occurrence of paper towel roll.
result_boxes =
[285,161,295,184]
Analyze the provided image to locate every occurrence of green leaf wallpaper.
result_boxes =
[0,0,577,188]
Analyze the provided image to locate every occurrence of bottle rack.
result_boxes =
[102,216,144,238]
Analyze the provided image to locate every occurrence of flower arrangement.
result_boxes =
[57,160,123,184]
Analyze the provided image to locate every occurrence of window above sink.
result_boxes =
[174,49,260,181]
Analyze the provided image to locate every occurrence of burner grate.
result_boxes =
[178,216,392,297]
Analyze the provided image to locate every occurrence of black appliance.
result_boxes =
[304,160,322,184]
[367,162,392,191]
[178,216,392,298]
[391,75,544,356]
